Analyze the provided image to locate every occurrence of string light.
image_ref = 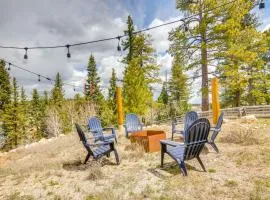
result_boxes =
[24,47,28,59]
[66,44,71,58]
[117,36,122,51]
[38,75,41,82]
[259,0,265,9]
[183,20,189,32]
[8,63,11,71]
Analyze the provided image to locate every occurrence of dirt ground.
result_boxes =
[0,117,269,200]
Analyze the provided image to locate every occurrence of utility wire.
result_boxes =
[0,0,240,50]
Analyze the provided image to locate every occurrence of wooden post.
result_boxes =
[211,77,220,124]
[116,87,124,133]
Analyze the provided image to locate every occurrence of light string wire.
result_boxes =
[0,58,84,90]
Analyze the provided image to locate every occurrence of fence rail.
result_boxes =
[154,105,270,125]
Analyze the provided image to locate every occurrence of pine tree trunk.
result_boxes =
[199,2,209,111]
[235,90,241,107]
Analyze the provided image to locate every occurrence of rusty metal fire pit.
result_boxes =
[130,130,166,153]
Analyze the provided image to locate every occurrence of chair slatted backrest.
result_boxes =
[75,123,93,155]
[184,118,210,160]
[210,112,224,142]
[88,117,103,139]
[126,114,140,132]
[184,111,198,132]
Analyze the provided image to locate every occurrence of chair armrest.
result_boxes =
[90,140,114,147]
[160,140,183,147]
[210,127,221,132]
[103,127,115,135]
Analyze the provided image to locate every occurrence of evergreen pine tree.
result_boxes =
[51,72,64,106]
[2,78,23,148]
[43,90,49,106]
[84,54,104,104]
[0,60,11,112]
[157,82,169,105]
[108,68,117,114]
[122,15,135,64]
[19,86,29,140]
[169,54,190,116]
[30,89,44,139]
[122,16,159,115]
[217,2,269,107]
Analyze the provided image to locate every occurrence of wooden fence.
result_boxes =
[154,105,270,125]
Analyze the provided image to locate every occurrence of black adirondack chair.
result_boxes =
[75,123,120,164]
[171,111,198,140]
[208,112,224,153]
[161,118,210,176]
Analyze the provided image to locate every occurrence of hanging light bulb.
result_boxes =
[24,47,28,59]
[38,75,41,82]
[8,63,11,70]
[183,21,189,32]
[117,36,121,51]
[66,44,71,58]
[73,87,76,92]
[259,0,265,9]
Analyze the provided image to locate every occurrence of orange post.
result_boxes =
[211,77,220,124]
[116,87,124,133]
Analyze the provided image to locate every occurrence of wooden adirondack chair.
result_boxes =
[88,117,117,143]
[171,111,198,140]
[124,113,144,137]
[161,118,210,176]
[208,112,224,153]
[75,123,120,164]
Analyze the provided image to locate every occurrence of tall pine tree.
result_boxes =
[2,78,23,148]
[0,60,11,112]
[108,68,117,119]
[51,72,64,106]
[169,54,190,116]
[122,16,159,115]
[84,54,104,104]
[157,82,169,105]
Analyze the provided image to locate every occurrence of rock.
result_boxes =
[240,115,257,123]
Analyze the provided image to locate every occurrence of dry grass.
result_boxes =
[0,118,269,199]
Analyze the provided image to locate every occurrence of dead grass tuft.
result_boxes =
[86,166,103,181]
[219,125,260,145]
[249,178,270,200]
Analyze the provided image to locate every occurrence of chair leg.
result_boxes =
[161,151,164,168]
[197,156,206,172]
[114,150,120,165]
[209,142,219,153]
[171,132,174,140]
[179,161,187,176]
[84,153,91,164]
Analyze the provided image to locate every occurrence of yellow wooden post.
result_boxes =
[116,87,124,133]
[211,77,220,125]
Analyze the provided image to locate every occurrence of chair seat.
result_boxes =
[93,145,111,157]
[167,145,185,163]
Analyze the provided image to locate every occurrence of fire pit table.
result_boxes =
[130,130,166,153]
